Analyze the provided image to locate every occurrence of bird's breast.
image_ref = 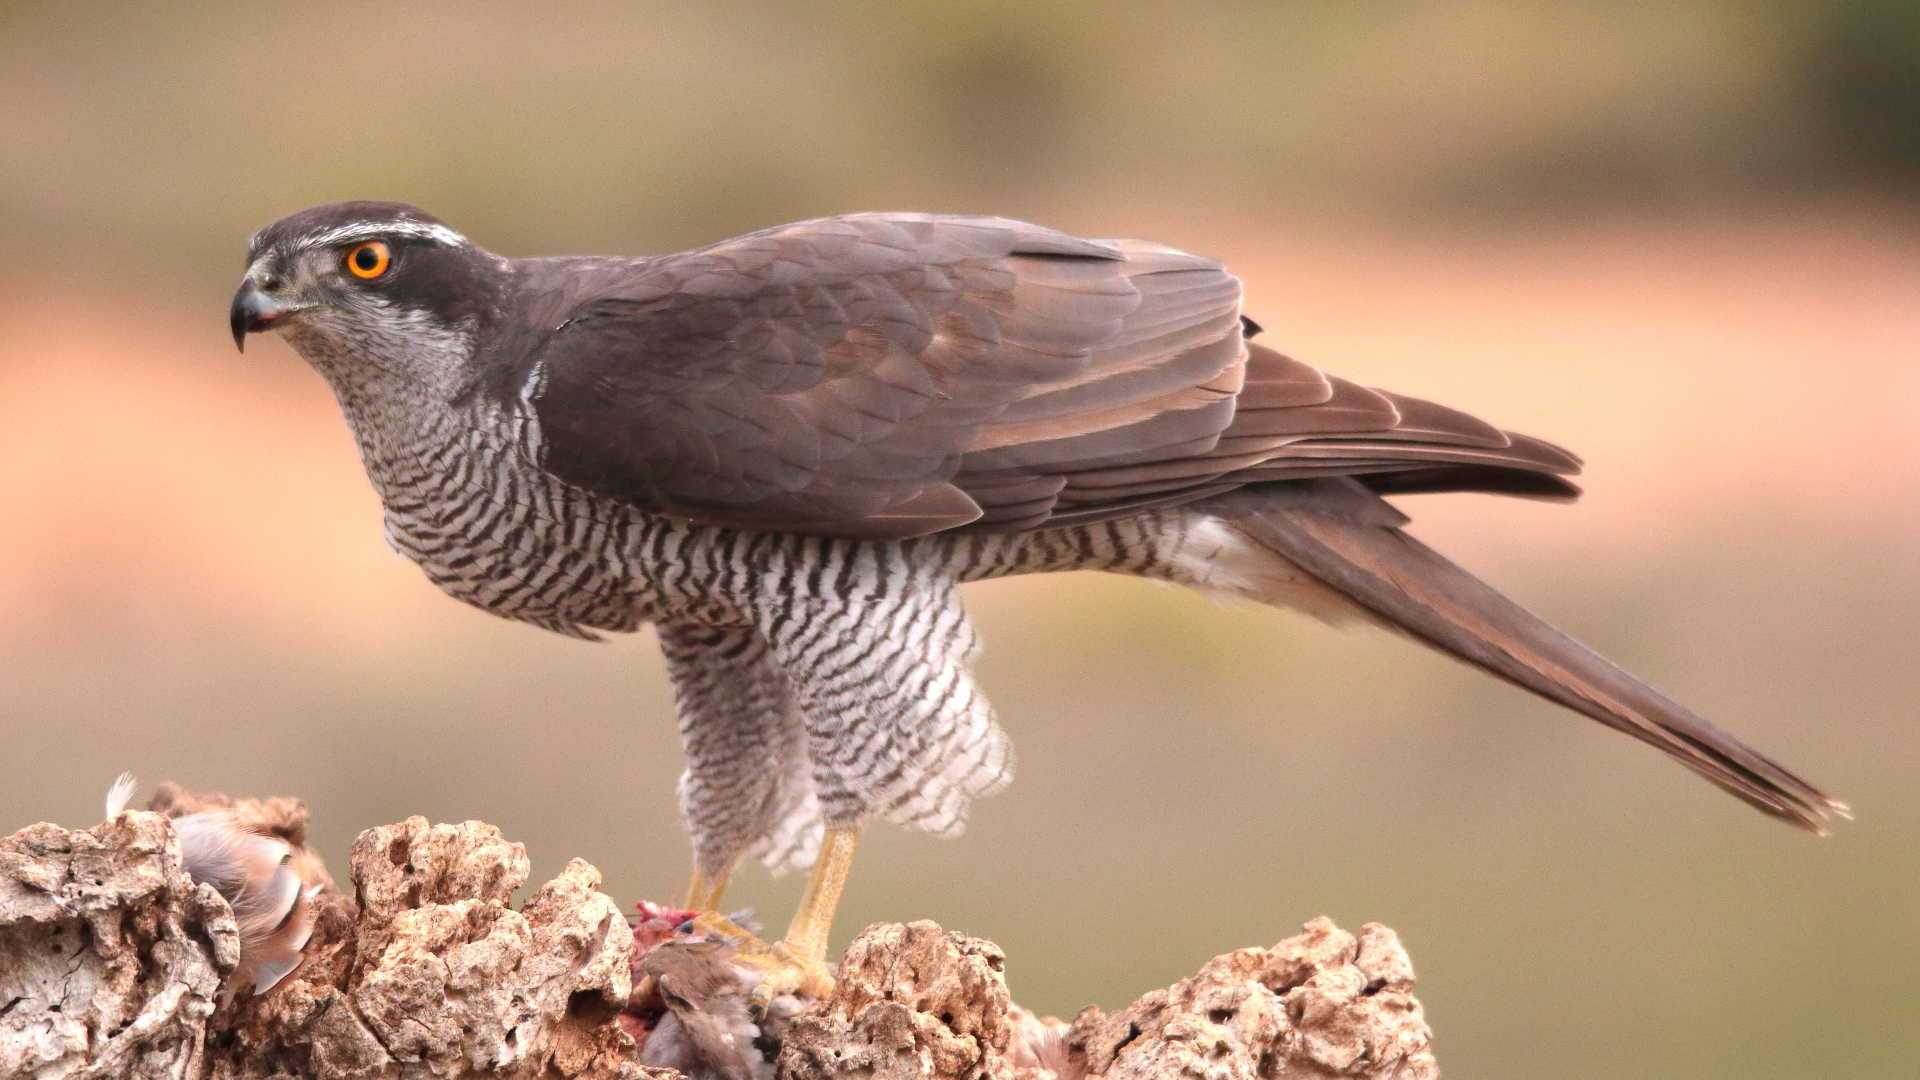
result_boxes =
[354,408,698,636]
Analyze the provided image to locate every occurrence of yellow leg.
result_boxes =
[676,830,858,1007]
[682,863,733,911]
[782,827,860,965]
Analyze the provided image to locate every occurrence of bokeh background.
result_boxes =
[3,3,1916,1076]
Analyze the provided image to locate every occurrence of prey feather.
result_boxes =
[103,776,322,993]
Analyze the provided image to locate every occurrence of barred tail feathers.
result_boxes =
[1211,503,1845,832]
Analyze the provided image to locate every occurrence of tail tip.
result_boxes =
[1788,794,1851,836]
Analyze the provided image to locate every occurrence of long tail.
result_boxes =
[1229,500,1848,832]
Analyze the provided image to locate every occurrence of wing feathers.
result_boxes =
[526,215,1581,537]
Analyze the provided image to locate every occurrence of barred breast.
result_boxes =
[319,377,655,636]
[320,347,1211,642]
[364,404,1215,638]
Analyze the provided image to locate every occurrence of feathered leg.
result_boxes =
[659,623,844,1001]
[658,624,822,900]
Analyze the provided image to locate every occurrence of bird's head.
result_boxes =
[231,201,507,388]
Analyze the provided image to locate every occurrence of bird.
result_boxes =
[625,907,801,1080]
[229,201,1846,994]
[622,902,1059,1080]
[105,774,322,995]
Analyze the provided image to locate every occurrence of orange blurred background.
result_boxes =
[3,4,1916,1076]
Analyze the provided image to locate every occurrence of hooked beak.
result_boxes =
[229,280,295,352]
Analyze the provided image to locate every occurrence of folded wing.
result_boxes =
[522,213,1578,538]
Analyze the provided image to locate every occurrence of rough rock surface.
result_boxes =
[776,918,1435,1080]
[2,800,1436,1079]
[208,816,651,1080]
[0,810,237,1080]
[1,811,655,1079]
[1068,917,1437,1080]
[778,921,1023,1080]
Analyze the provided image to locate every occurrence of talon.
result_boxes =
[662,825,854,1015]
[633,973,661,1009]
[678,910,838,1008]
[743,941,837,1010]
[770,940,837,1000]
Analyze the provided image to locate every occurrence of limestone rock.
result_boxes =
[778,921,1030,1080]
[0,811,237,1080]
[2,796,1438,1080]
[1068,917,1437,1080]
[778,918,1434,1080]
[209,817,649,1080]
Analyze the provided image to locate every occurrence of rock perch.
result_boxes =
[1,793,1436,1078]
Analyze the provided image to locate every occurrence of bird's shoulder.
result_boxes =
[513,212,1226,375]
[510,213,1137,336]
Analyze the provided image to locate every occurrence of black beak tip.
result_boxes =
[230,282,281,353]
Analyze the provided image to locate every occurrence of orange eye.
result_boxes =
[344,241,390,280]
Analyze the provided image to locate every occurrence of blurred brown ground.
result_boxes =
[2,4,1916,1077]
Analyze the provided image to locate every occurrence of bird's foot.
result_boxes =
[740,940,836,1010]
[683,911,835,1008]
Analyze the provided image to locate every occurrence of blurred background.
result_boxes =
[3,3,1916,1076]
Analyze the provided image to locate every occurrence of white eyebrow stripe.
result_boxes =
[301,221,469,248]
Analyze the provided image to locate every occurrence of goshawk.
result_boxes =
[230,202,1844,989]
